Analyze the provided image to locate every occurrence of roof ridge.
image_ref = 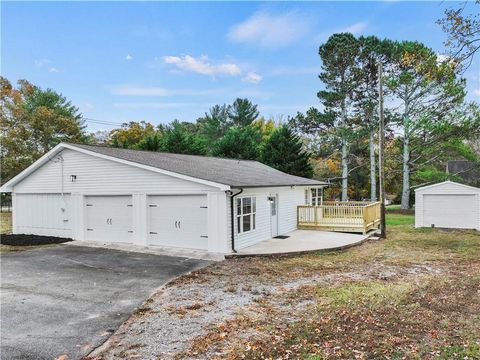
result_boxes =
[67,142,262,164]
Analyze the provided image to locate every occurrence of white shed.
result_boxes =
[1,143,328,254]
[415,181,480,230]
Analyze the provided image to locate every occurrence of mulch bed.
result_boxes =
[0,234,72,246]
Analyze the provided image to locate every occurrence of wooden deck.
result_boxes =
[297,201,381,234]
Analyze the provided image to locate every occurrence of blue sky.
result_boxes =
[2,1,479,132]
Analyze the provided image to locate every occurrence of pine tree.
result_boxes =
[228,98,259,127]
[212,126,262,160]
[262,125,313,178]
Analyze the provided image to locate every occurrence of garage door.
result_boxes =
[85,196,133,243]
[423,194,477,229]
[148,195,208,250]
[15,193,71,237]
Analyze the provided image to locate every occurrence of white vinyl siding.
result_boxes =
[234,186,306,250]
[13,149,216,194]
[14,193,72,238]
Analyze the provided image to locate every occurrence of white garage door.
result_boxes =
[85,196,133,243]
[15,193,72,237]
[148,195,208,250]
[423,194,477,229]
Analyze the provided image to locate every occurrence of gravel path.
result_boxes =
[88,258,444,360]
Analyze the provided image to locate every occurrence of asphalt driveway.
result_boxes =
[0,245,210,360]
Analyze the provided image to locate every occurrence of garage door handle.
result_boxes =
[175,221,178,228]
[149,231,157,234]
[200,235,208,238]
[178,221,181,229]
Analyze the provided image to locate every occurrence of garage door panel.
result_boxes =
[148,195,208,250]
[85,196,133,243]
[423,194,477,229]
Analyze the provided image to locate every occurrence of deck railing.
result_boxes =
[297,201,381,234]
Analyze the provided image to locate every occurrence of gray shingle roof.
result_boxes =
[69,143,327,188]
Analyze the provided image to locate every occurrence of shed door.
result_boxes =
[85,196,133,243]
[148,195,208,250]
[423,194,477,229]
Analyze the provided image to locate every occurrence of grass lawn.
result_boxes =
[1,212,12,234]
[78,212,480,359]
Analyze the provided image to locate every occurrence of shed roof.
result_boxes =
[414,180,480,193]
[67,143,327,188]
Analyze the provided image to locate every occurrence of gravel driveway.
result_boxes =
[0,245,209,360]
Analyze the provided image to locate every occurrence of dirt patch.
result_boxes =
[90,221,480,360]
[0,234,72,246]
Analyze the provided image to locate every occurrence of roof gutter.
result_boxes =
[228,188,243,253]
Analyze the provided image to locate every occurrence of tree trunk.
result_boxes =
[341,136,348,201]
[369,128,377,202]
[401,120,410,210]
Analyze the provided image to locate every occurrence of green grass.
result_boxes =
[386,204,401,211]
[386,212,415,226]
[0,212,12,234]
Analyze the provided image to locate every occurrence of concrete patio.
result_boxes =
[234,230,372,256]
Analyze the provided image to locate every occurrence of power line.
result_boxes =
[81,117,124,127]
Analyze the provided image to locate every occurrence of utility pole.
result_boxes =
[378,61,386,238]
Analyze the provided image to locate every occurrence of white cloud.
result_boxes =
[314,21,368,43]
[163,55,241,76]
[110,85,223,97]
[35,59,63,73]
[228,11,310,49]
[474,89,480,97]
[340,22,368,35]
[34,59,51,67]
[242,72,262,84]
[125,54,133,60]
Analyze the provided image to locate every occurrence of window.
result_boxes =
[236,196,256,233]
[305,188,323,206]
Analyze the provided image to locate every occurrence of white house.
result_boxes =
[1,143,328,254]
[415,181,480,230]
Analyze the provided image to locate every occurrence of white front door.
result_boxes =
[85,196,133,243]
[269,195,278,237]
[147,195,208,250]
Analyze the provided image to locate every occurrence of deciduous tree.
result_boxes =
[0,77,84,183]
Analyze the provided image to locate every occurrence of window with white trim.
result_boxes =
[236,196,256,233]
[305,187,323,206]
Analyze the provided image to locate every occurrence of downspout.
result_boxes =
[228,188,243,253]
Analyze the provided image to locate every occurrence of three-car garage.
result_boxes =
[1,142,327,254]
